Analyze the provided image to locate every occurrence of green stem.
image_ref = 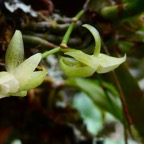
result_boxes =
[61,9,85,45]
[41,47,60,59]
[41,9,85,59]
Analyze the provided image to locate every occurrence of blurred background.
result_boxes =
[0,0,144,143]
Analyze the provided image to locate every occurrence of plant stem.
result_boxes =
[41,9,85,59]
[61,10,85,45]
[41,47,60,59]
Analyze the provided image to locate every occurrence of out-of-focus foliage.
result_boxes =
[66,78,123,122]
[72,92,103,135]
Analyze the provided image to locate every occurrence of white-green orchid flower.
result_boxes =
[0,30,47,98]
[59,24,126,77]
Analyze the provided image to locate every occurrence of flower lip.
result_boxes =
[0,73,19,95]
[59,56,95,77]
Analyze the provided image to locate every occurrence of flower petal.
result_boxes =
[11,91,27,97]
[59,57,95,77]
[13,53,42,86]
[0,94,9,99]
[1,77,19,93]
[19,68,47,91]
[64,49,99,70]
[82,24,101,56]
[0,72,19,97]
[97,54,126,73]
[0,72,14,84]
[5,30,24,72]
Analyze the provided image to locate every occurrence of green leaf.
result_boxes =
[72,92,103,135]
[66,78,123,122]
[115,65,144,140]
[5,30,24,72]
[101,81,119,97]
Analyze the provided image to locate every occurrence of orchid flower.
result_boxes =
[59,24,126,77]
[0,30,47,98]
